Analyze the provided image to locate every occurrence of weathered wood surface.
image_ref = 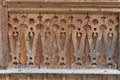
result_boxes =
[118,13,120,70]
[0,0,119,80]
[5,0,120,13]
[0,0,8,69]
[0,74,117,80]
[8,13,119,69]
[0,5,4,68]
[5,0,120,2]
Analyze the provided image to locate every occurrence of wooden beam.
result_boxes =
[5,0,120,2]
[0,4,7,69]
[7,3,120,8]
[5,1,120,8]
[8,7,120,13]
[0,69,119,75]
[0,5,3,68]
[1,4,8,69]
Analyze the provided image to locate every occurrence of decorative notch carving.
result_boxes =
[23,14,39,68]
[87,14,102,68]
[41,16,54,68]
[8,14,22,68]
[71,15,86,69]
[103,15,118,68]
[8,13,118,69]
[56,16,71,68]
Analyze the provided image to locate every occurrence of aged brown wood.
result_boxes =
[1,74,120,80]
[118,13,120,70]
[103,15,118,69]
[0,0,8,69]
[41,14,55,68]
[0,0,120,80]
[71,14,86,69]
[24,14,39,68]
[7,13,118,69]
[87,14,102,68]
[0,5,4,68]
[8,13,22,68]
[56,15,71,69]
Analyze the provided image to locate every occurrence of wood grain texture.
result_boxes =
[0,75,119,80]
[7,13,118,69]
[0,1,119,80]
[0,5,4,68]
[0,3,8,69]
[5,0,120,2]
[118,13,120,70]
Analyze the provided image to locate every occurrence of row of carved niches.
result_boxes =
[8,13,119,69]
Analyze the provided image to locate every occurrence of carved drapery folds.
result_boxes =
[8,13,118,69]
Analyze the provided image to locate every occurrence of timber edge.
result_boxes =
[1,0,120,13]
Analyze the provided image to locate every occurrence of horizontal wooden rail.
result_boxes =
[8,7,120,13]
[0,69,119,75]
[5,0,120,2]
[5,1,120,8]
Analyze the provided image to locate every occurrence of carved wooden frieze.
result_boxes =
[8,13,118,69]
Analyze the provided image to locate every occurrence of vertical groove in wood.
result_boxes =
[27,75,31,80]
[114,75,118,80]
[83,75,87,80]
[44,74,48,80]
[118,75,120,80]
[118,13,120,70]
[62,75,66,80]
[6,75,9,80]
